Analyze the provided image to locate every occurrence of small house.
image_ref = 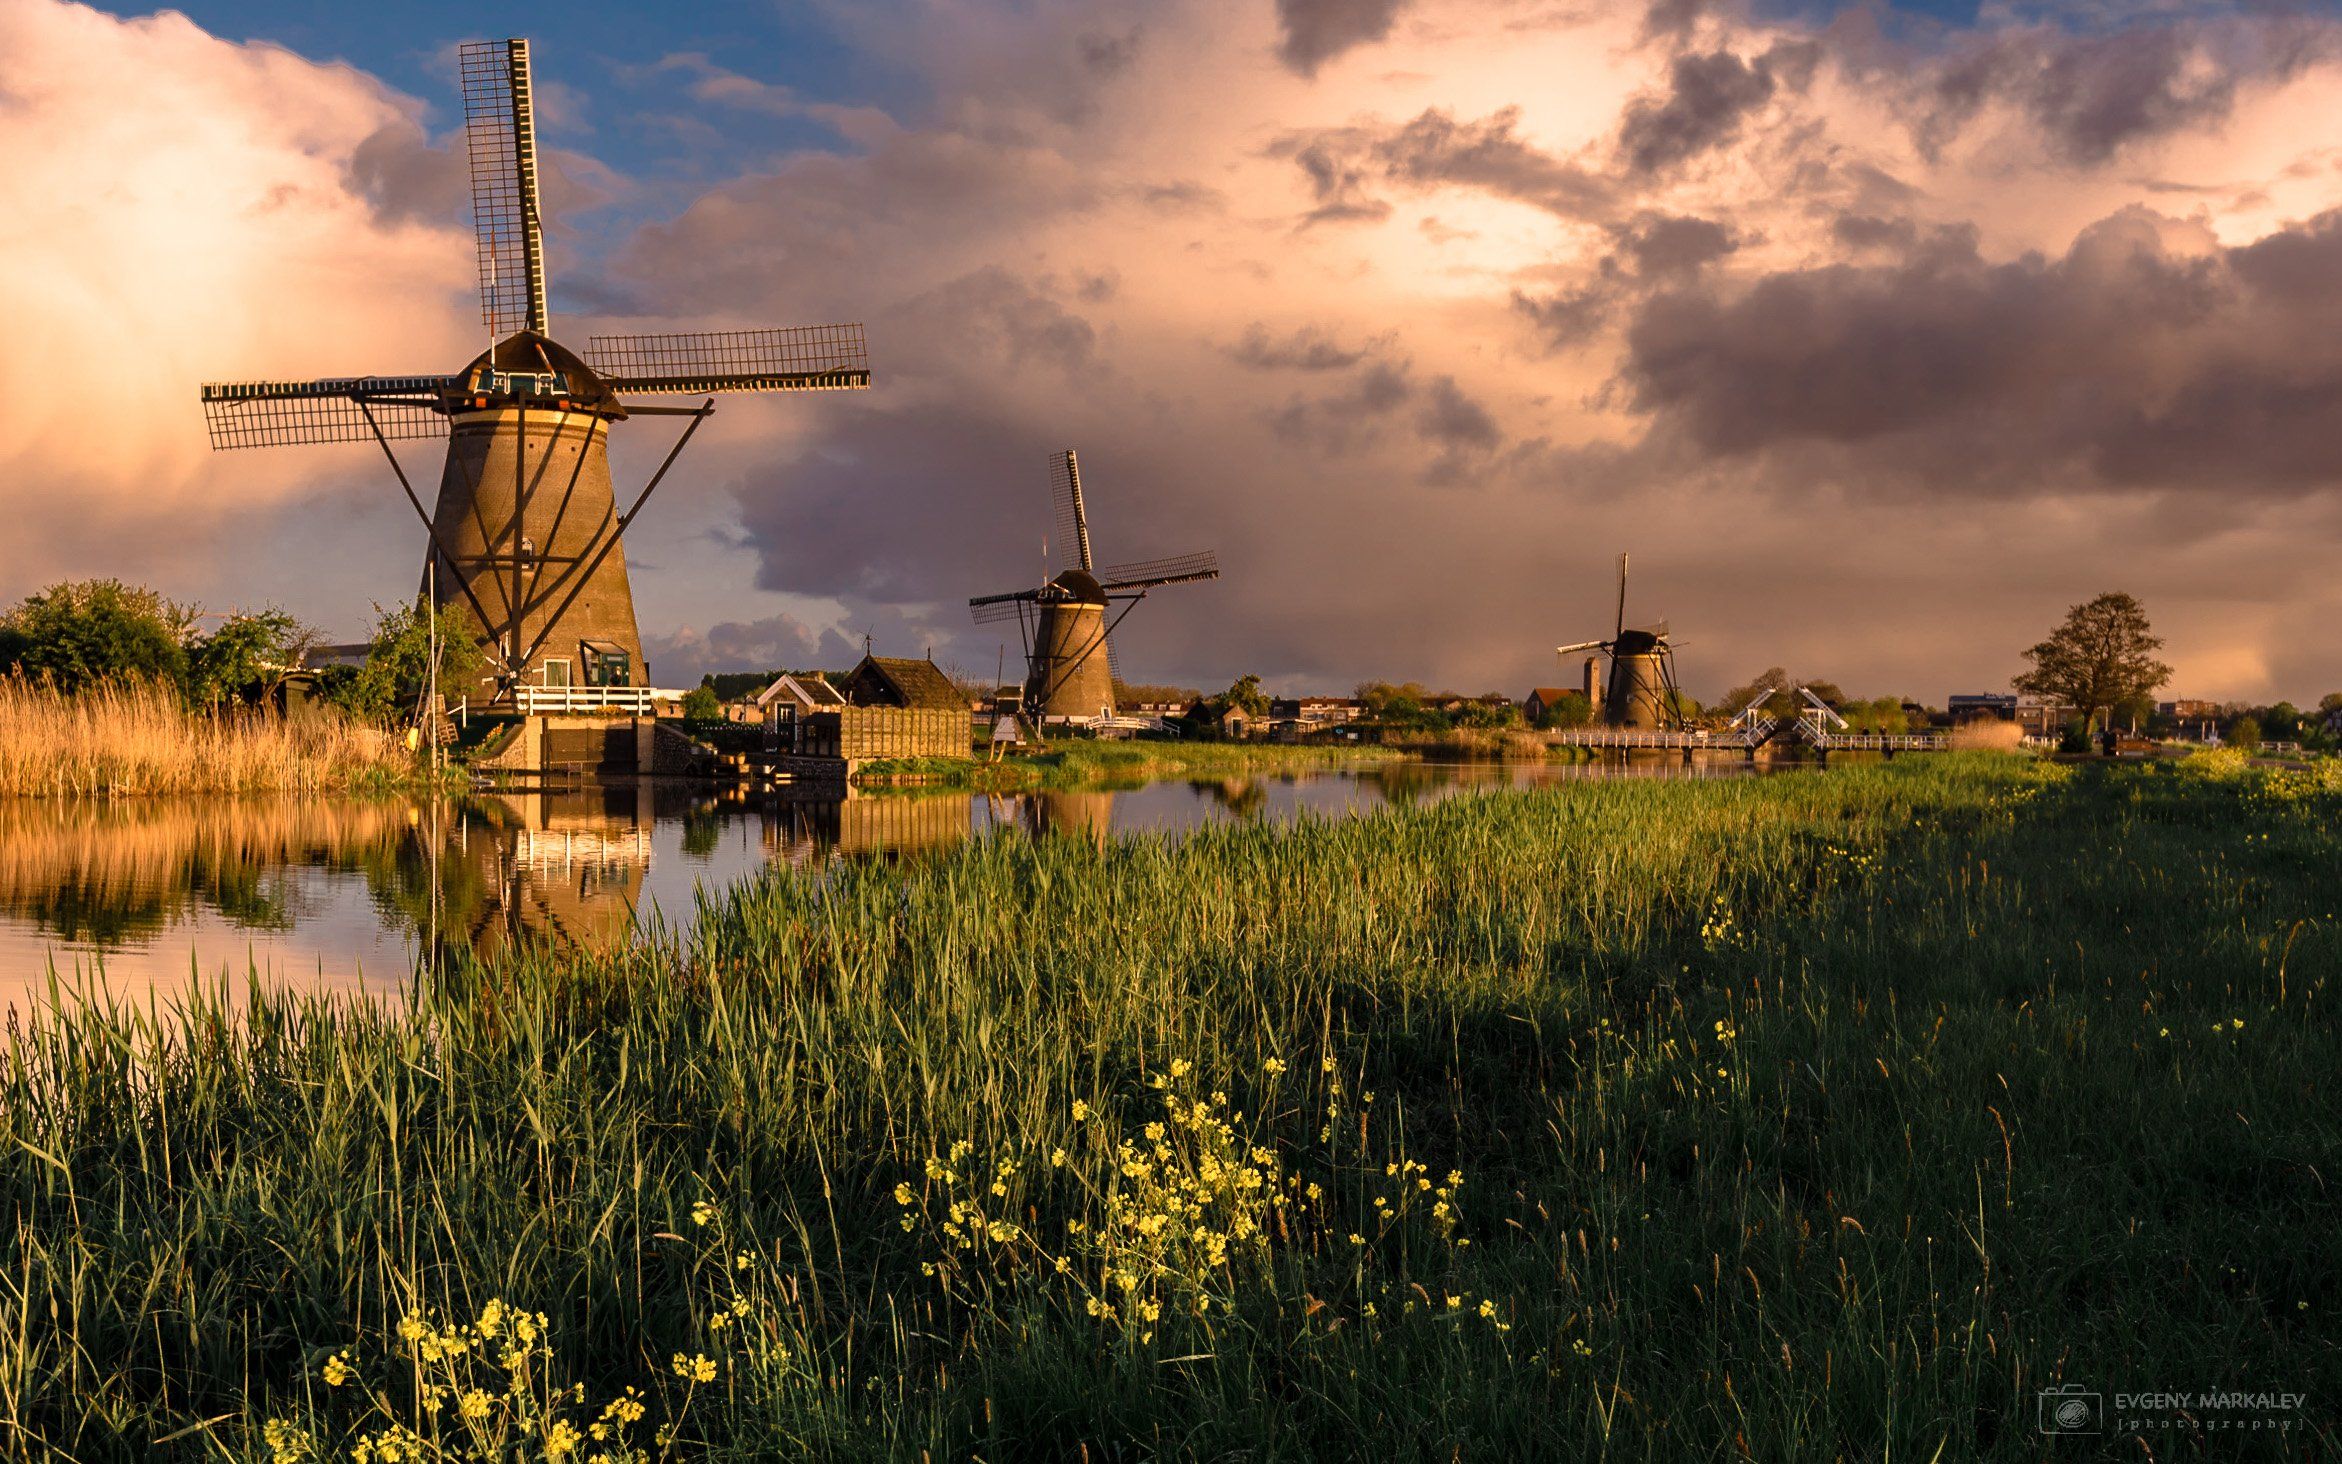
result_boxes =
[753,672,846,723]
[1523,686,1572,723]
[840,655,965,711]
[796,654,974,762]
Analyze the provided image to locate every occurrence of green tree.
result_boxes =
[1356,681,1443,729]
[1538,691,1594,729]
[2226,715,2261,753]
[1222,674,1270,717]
[1453,697,1520,730]
[185,609,313,707]
[681,686,723,721]
[0,580,192,692]
[338,600,487,724]
[2014,593,2171,729]
[1843,696,1909,734]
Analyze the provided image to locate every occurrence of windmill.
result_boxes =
[968,450,1217,732]
[199,37,869,708]
[1554,553,1687,730]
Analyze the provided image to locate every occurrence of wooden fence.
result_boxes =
[799,708,972,761]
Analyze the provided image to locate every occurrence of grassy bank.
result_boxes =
[3,755,2337,1458]
[858,736,1401,788]
[0,680,420,797]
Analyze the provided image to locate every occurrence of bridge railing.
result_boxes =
[1549,728,1758,749]
[1809,732,1950,751]
[514,685,659,716]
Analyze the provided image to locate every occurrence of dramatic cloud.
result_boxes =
[643,612,856,686]
[1618,47,1781,176]
[1900,17,2328,166]
[1276,0,1413,76]
[0,1,472,596]
[1622,205,2342,497]
[18,0,2342,704]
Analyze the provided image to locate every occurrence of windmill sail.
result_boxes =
[461,38,548,337]
[584,326,870,394]
[1098,551,1219,591]
[1051,451,1095,574]
[199,375,459,448]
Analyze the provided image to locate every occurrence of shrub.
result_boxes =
[0,580,191,693]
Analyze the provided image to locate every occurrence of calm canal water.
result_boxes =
[0,760,1752,1005]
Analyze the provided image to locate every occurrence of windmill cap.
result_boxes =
[458,331,620,413]
[1049,568,1108,602]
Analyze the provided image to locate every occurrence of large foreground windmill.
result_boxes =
[969,450,1217,729]
[200,38,869,706]
[1554,553,1687,729]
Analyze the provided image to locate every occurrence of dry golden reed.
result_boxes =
[0,677,412,797]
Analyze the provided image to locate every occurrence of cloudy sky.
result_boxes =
[8,0,2342,703]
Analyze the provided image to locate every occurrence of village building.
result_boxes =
[1522,687,1573,723]
[2015,695,2070,738]
[1268,696,1365,727]
[1946,693,2018,722]
[792,654,974,762]
[740,672,845,728]
[840,655,965,710]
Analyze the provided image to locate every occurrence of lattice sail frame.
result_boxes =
[1099,551,1219,590]
[199,377,457,450]
[461,38,547,337]
[584,325,870,394]
[1051,450,1095,574]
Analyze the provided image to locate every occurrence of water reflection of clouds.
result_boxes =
[0,761,1761,1006]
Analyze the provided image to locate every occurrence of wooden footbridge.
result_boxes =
[1551,691,1952,759]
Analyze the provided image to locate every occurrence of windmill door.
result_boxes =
[541,724,637,776]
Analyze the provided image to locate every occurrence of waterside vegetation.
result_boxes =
[2,754,2334,1458]
[0,678,418,798]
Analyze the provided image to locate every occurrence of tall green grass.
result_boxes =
[0,755,2335,1459]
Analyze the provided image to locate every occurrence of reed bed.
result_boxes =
[0,679,412,797]
[0,755,2335,1459]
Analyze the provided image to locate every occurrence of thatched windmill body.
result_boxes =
[200,38,870,706]
[969,450,1217,728]
[1554,553,1686,730]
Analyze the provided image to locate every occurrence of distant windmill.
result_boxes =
[1554,553,1687,729]
[969,450,1217,731]
[199,37,870,706]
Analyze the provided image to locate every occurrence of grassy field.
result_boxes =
[858,736,1401,788]
[0,680,418,797]
[1,754,2335,1459]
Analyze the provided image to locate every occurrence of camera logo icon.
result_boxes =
[2039,1386,2102,1435]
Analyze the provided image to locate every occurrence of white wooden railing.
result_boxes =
[514,685,658,715]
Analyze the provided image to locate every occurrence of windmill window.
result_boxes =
[581,641,631,687]
[541,658,572,689]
